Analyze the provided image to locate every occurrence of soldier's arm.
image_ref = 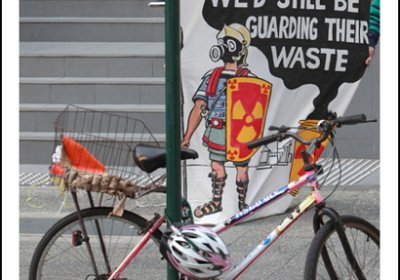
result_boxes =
[181,99,207,147]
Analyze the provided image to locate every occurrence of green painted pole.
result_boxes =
[165,0,181,279]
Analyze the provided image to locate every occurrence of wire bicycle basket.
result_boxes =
[50,105,165,199]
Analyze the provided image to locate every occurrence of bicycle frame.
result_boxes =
[105,168,323,280]
[213,169,323,279]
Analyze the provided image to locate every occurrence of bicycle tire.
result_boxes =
[29,207,164,280]
[304,215,380,280]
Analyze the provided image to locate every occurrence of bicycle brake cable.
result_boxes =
[320,138,343,203]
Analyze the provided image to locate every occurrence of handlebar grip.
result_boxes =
[335,114,367,126]
[269,126,281,131]
[247,134,280,149]
[269,125,291,132]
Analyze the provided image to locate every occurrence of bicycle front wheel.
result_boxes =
[305,215,380,280]
[29,207,164,280]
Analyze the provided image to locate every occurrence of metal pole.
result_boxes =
[164,0,181,279]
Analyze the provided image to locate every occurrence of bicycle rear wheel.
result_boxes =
[305,215,380,280]
[29,207,164,280]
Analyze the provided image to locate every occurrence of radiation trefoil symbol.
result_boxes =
[226,77,272,162]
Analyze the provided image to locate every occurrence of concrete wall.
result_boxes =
[335,46,380,159]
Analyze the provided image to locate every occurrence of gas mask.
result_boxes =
[209,37,244,63]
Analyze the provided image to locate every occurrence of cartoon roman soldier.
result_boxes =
[182,23,272,218]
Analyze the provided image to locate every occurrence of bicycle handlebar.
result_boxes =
[247,134,282,149]
[335,114,367,126]
[247,114,372,149]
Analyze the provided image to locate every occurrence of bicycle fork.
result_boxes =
[313,205,367,280]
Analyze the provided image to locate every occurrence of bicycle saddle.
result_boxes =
[133,144,198,173]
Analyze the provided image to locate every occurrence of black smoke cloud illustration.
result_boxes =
[202,0,370,119]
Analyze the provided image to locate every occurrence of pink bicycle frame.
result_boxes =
[212,170,323,279]
[107,215,165,280]
[106,170,323,280]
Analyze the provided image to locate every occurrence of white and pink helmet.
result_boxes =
[165,224,231,279]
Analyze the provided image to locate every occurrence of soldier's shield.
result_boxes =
[226,77,272,162]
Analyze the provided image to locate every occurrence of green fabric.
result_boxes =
[369,0,380,34]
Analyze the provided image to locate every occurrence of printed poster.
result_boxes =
[180,0,371,224]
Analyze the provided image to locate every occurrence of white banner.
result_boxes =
[180,0,370,224]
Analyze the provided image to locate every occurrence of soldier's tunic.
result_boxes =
[193,67,253,164]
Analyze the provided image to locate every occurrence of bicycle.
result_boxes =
[29,106,379,280]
